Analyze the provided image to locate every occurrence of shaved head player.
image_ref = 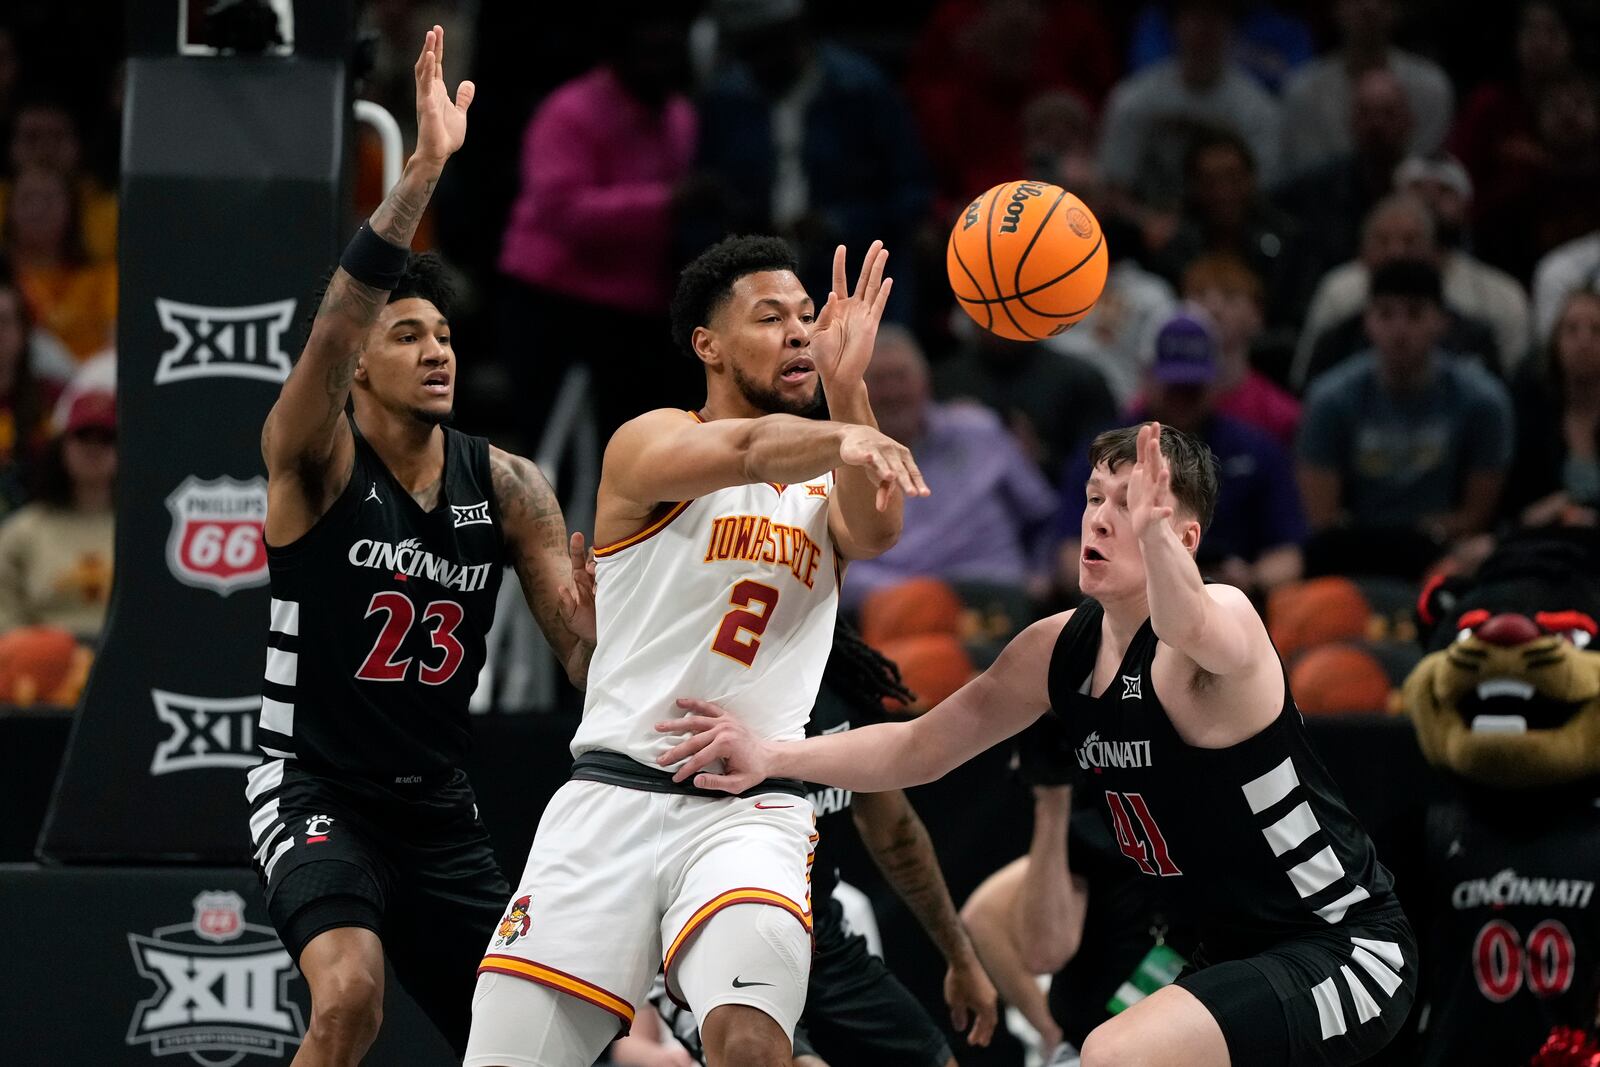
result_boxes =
[247,28,595,1066]
[465,236,928,1067]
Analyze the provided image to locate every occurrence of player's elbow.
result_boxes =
[1020,929,1077,975]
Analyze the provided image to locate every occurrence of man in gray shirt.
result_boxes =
[1297,259,1513,578]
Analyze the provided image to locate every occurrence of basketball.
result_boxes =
[946,180,1110,342]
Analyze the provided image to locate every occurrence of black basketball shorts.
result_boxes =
[1176,905,1416,1067]
[243,759,508,1053]
[795,901,952,1067]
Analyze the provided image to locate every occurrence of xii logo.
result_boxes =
[126,890,304,1065]
[154,299,297,385]
[149,690,261,775]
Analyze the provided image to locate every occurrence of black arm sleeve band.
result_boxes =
[338,222,409,291]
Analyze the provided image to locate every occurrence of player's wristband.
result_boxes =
[339,222,409,290]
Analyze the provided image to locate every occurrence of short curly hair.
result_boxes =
[670,235,800,359]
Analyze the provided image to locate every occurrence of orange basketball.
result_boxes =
[946,180,1110,341]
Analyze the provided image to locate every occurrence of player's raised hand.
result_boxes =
[839,424,930,511]
[413,25,474,168]
[654,699,771,793]
[1128,421,1175,541]
[810,241,893,389]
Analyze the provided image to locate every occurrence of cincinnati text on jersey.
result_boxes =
[1075,730,1155,770]
[347,537,495,592]
[703,514,825,589]
[1452,869,1595,910]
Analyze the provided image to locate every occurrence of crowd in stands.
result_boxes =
[0,0,1595,728]
[0,11,120,702]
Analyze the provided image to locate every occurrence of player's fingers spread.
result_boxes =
[866,246,888,300]
[832,245,848,298]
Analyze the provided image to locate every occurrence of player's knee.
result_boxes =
[703,1006,790,1067]
[1078,1018,1140,1067]
[709,1030,788,1067]
[309,964,383,1047]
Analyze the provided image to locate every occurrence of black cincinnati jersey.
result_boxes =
[804,678,885,914]
[257,418,505,781]
[1414,784,1600,1067]
[1046,600,1397,959]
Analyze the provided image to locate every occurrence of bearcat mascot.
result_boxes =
[1403,529,1600,1066]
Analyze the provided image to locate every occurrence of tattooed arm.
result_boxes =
[851,788,999,1046]
[262,26,473,544]
[491,447,597,689]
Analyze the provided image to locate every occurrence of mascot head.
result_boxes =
[1405,530,1600,789]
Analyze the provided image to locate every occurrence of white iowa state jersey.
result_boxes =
[571,470,841,768]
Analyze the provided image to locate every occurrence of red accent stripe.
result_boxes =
[477,955,635,1028]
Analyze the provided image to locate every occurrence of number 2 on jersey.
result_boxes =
[356,591,466,685]
[1106,791,1183,876]
[711,580,781,667]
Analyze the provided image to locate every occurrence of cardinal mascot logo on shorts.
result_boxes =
[495,895,532,948]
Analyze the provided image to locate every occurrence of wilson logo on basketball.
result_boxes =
[997,181,1047,235]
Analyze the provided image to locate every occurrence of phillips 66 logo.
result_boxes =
[166,476,269,596]
[127,891,305,1065]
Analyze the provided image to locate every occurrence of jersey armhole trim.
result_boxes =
[592,498,695,558]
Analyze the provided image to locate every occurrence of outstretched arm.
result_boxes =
[262,27,472,529]
[654,613,1067,793]
[601,407,926,509]
[1129,422,1263,677]
[852,788,998,1046]
[491,448,595,688]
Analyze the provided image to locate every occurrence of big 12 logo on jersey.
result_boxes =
[126,890,304,1065]
[166,476,269,596]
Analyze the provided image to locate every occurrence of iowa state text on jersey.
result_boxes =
[702,514,825,589]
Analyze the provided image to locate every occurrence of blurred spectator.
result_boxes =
[905,0,1116,209]
[1125,0,1314,92]
[1297,260,1514,579]
[686,0,929,322]
[1155,128,1317,329]
[1097,0,1281,215]
[497,13,697,440]
[0,390,115,640]
[1394,154,1531,371]
[1531,228,1600,345]
[1473,69,1600,283]
[1272,67,1412,287]
[1293,193,1503,390]
[845,326,1058,608]
[1506,289,1600,527]
[1,98,117,264]
[0,278,64,516]
[1278,0,1454,178]
[1448,0,1577,200]
[1019,89,1101,195]
[1045,212,1176,410]
[934,326,1117,476]
[1056,312,1305,600]
[1181,254,1301,446]
[3,166,117,362]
